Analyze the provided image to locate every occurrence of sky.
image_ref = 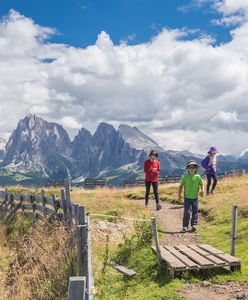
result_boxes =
[0,0,248,155]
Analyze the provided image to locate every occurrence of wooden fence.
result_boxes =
[0,179,94,300]
[123,176,182,187]
[84,178,106,189]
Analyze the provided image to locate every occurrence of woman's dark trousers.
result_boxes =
[206,172,218,193]
[145,181,159,205]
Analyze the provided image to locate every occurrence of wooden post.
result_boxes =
[9,194,14,210]
[30,194,36,226]
[77,206,85,225]
[73,204,79,222]
[41,189,47,217]
[52,194,58,215]
[68,276,86,300]
[231,204,238,256]
[20,195,24,213]
[151,217,162,265]
[87,214,94,300]
[60,189,67,221]
[64,178,72,223]
[77,224,87,277]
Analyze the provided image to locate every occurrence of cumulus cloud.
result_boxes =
[212,0,248,26]
[1,8,248,154]
[60,116,83,129]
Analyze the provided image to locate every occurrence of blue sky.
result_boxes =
[1,0,233,47]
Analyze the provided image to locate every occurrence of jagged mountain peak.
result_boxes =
[94,122,116,134]
[118,124,158,150]
[2,115,72,176]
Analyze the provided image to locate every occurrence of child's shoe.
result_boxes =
[192,225,197,232]
[182,226,188,233]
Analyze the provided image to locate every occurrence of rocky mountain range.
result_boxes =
[0,114,248,186]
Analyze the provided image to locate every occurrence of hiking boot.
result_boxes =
[192,225,197,232]
[182,226,188,233]
[210,190,214,195]
[156,204,162,211]
[145,204,148,208]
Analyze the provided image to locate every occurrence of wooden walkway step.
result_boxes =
[152,244,241,278]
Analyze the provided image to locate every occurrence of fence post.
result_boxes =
[60,189,67,221]
[77,205,85,225]
[41,189,47,218]
[151,217,162,265]
[64,178,72,224]
[68,276,86,300]
[77,224,87,277]
[231,204,238,256]
[87,214,94,300]
[73,204,79,223]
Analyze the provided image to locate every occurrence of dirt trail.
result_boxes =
[148,201,202,246]
[146,200,248,300]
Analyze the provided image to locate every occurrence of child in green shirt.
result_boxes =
[178,160,204,233]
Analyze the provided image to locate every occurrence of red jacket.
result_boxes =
[144,159,160,182]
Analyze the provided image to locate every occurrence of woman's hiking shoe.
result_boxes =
[156,204,162,211]
[192,225,197,232]
[182,227,188,233]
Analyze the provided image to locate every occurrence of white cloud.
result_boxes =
[1,9,248,154]
[213,0,248,26]
[60,117,83,129]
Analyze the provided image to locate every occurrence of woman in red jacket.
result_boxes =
[144,150,161,210]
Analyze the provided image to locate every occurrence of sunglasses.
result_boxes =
[188,166,197,169]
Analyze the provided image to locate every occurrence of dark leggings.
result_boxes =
[145,181,159,205]
[207,172,218,193]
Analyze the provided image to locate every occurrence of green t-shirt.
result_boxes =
[181,173,203,199]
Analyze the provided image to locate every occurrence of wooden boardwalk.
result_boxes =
[152,244,241,278]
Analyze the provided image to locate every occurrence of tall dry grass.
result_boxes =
[4,216,77,300]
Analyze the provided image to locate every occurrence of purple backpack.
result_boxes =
[201,156,210,169]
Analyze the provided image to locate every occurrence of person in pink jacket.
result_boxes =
[144,150,162,210]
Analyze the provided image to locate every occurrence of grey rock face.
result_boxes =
[2,115,224,183]
[71,127,93,176]
[3,114,72,177]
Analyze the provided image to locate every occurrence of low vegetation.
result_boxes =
[2,214,77,300]
[0,175,248,299]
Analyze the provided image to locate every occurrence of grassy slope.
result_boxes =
[1,175,248,299]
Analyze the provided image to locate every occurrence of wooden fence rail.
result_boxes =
[0,180,94,300]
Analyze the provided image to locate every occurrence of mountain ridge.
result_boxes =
[0,115,248,185]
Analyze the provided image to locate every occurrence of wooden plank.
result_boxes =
[23,204,33,210]
[3,202,22,224]
[198,244,241,266]
[23,204,55,216]
[35,203,45,212]
[44,197,56,206]
[110,261,136,277]
[151,245,187,270]
[175,245,214,267]
[164,246,199,269]
[188,245,228,266]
